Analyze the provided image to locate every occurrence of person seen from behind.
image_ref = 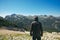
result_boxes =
[30,16,43,40]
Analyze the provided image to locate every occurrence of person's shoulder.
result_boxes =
[39,22,42,24]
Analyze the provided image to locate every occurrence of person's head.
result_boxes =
[34,16,38,21]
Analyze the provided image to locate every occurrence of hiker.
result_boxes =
[30,16,43,40]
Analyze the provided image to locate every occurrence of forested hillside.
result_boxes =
[0,14,60,32]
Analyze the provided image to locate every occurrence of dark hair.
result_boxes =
[34,16,38,21]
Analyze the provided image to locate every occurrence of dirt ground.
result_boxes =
[0,29,27,35]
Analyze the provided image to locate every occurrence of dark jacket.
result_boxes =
[30,21,43,36]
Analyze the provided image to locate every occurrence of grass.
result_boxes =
[0,33,32,40]
[0,32,60,40]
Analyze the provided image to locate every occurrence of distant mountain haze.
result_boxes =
[0,14,60,32]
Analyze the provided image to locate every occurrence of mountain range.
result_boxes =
[0,14,60,32]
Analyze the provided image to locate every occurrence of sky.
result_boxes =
[0,0,60,17]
